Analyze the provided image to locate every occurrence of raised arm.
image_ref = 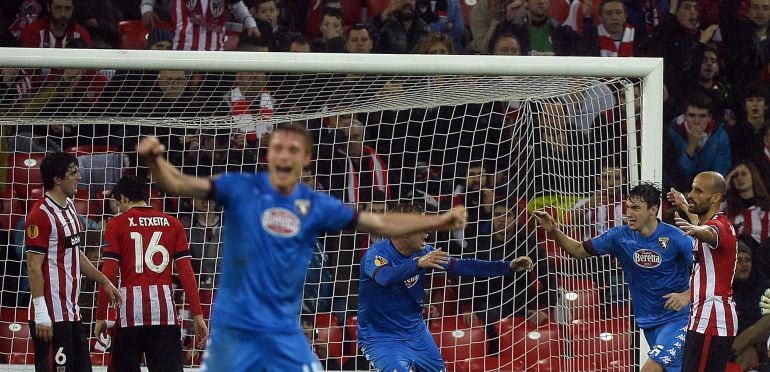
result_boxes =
[532,211,591,259]
[137,136,212,199]
[673,213,718,246]
[356,206,467,237]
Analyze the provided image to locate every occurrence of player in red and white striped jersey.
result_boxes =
[671,171,738,372]
[140,0,260,51]
[94,176,207,372]
[20,0,92,48]
[25,152,121,372]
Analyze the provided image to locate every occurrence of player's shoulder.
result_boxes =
[365,240,394,259]
[26,200,51,223]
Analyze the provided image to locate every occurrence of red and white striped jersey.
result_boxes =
[97,206,202,327]
[689,213,738,336]
[731,205,770,245]
[19,19,92,48]
[25,195,85,322]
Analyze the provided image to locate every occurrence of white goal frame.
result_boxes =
[0,48,663,370]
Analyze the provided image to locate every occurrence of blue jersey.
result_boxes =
[584,221,694,329]
[358,240,511,343]
[210,172,355,332]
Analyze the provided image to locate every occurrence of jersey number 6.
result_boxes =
[130,231,170,274]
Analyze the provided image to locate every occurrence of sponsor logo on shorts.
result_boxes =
[633,249,662,268]
[261,208,301,237]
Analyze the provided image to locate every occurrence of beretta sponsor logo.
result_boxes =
[261,208,301,237]
[633,249,662,268]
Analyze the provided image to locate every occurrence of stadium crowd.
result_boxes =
[3,0,770,370]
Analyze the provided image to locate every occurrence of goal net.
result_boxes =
[0,49,662,371]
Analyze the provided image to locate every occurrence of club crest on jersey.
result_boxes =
[374,256,388,267]
[26,225,39,239]
[634,249,662,268]
[210,0,224,17]
[658,237,670,250]
[295,199,310,216]
[404,274,419,288]
[261,208,301,237]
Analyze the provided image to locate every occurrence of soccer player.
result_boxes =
[534,182,694,372]
[135,123,467,371]
[357,202,533,371]
[93,175,208,372]
[671,171,738,372]
[25,152,121,372]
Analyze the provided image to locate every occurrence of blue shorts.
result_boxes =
[643,317,688,372]
[360,329,445,372]
[200,326,322,372]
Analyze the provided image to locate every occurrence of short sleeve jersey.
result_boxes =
[585,221,694,329]
[210,172,356,332]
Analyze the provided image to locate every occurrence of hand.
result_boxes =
[232,133,245,149]
[103,282,122,309]
[441,206,467,230]
[699,24,719,44]
[1,68,19,84]
[142,11,159,30]
[417,249,450,269]
[532,210,557,233]
[35,322,53,342]
[383,0,405,19]
[674,212,698,235]
[86,18,98,28]
[686,123,704,146]
[247,27,261,38]
[669,0,679,14]
[481,188,495,205]
[582,0,594,18]
[510,256,533,272]
[94,320,108,347]
[192,315,209,348]
[666,188,689,210]
[662,291,689,311]
[760,288,770,315]
[136,136,167,163]
[506,0,524,21]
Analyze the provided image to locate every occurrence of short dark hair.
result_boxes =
[684,92,713,114]
[238,35,271,51]
[41,152,79,190]
[274,123,313,153]
[599,0,625,14]
[390,203,424,214]
[322,7,344,22]
[675,0,697,11]
[628,182,661,209]
[744,81,769,101]
[489,32,520,54]
[112,175,149,202]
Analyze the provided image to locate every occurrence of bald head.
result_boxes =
[698,171,727,195]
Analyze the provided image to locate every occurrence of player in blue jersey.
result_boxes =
[358,203,533,372]
[136,123,467,372]
[534,182,694,372]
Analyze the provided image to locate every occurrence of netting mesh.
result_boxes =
[0,62,645,371]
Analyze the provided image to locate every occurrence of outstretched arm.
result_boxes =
[357,206,467,237]
[674,213,718,246]
[532,211,591,259]
[137,136,212,199]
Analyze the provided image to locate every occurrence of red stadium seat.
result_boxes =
[199,289,214,321]
[314,313,344,365]
[495,317,562,371]
[344,315,359,359]
[429,315,487,363]
[10,153,46,200]
[0,308,35,364]
[0,188,23,232]
[570,318,632,371]
[149,188,164,212]
[456,355,525,372]
[74,188,97,218]
[26,188,44,212]
[65,145,118,157]
[558,277,602,324]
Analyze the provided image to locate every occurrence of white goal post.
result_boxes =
[0,48,662,371]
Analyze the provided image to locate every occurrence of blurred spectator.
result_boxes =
[731,242,770,370]
[180,198,223,288]
[469,0,523,54]
[489,31,521,55]
[345,23,374,53]
[371,0,430,53]
[664,92,731,190]
[720,0,770,93]
[417,0,465,53]
[311,7,346,52]
[73,0,120,48]
[571,162,627,240]
[146,27,173,50]
[582,0,644,57]
[250,0,297,51]
[288,34,312,52]
[300,316,341,370]
[624,0,669,38]
[488,0,587,56]
[681,44,733,121]
[6,0,43,40]
[730,82,769,164]
[457,161,494,240]
[20,0,92,48]
[141,0,259,51]
[756,128,770,187]
[416,31,455,54]
[725,161,770,248]
[0,32,32,113]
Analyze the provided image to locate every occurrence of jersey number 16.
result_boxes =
[130,231,170,274]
